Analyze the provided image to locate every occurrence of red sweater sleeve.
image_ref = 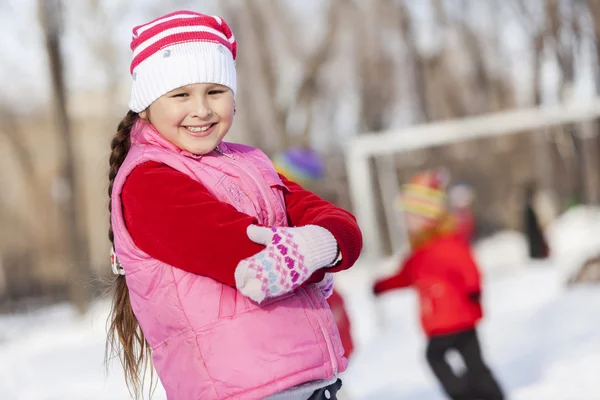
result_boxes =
[373,260,413,295]
[280,175,363,280]
[121,161,264,287]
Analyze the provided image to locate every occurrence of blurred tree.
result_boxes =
[220,0,343,154]
[350,0,403,251]
[1,0,597,275]
[72,0,126,117]
[39,0,90,314]
[0,108,41,304]
[0,101,74,309]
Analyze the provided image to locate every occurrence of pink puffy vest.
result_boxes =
[111,120,347,399]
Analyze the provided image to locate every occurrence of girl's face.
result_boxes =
[140,83,235,155]
[404,213,434,235]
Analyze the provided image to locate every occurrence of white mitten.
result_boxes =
[310,272,335,299]
[235,225,338,303]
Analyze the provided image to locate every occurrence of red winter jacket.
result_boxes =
[373,233,483,337]
[121,161,363,287]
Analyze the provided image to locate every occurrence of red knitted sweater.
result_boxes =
[121,161,363,286]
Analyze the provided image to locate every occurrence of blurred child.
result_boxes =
[105,10,362,400]
[373,171,503,400]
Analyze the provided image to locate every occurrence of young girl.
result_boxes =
[106,10,362,400]
[372,171,503,400]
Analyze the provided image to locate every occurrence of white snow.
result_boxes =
[340,265,600,400]
[546,206,600,282]
[473,230,530,276]
[1,207,599,399]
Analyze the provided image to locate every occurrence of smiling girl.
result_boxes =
[105,10,362,400]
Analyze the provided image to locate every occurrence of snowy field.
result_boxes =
[1,207,599,400]
[340,264,600,400]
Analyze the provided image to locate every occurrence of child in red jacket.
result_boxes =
[373,171,504,400]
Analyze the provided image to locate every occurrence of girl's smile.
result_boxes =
[139,83,235,155]
[183,123,217,137]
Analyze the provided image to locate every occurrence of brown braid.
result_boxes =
[105,110,154,399]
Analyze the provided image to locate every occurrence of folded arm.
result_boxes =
[122,161,264,287]
[280,175,363,280]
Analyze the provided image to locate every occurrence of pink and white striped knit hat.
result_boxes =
[128,10,237,112]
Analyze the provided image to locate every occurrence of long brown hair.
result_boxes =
[105,110,153,399]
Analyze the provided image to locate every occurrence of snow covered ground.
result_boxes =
[340,265,600,400]
[1,207,599,400]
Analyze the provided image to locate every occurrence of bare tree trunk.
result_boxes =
[0,110,57,283]
[290,0,341,147]
[454,0,492,114]
[515,0,562,205]
[426,0,469,119]
[580,0,600,204]
[399,0,430,122]
[221,0,343,153]
[547,0,587,204]
[78,0,128,118]
[220,1,286,153]
[530,33,557,196]
[39,0,90,314]
[350,1,403,255]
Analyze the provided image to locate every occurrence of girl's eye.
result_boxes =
[208,90,225,95]
[171,93,188,98]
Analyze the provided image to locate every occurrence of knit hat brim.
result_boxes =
[129,41,236,112]
[398,183,447,221]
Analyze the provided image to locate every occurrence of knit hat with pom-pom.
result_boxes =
[397,169,449,222]
[128,10,237,112]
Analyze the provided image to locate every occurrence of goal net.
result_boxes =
[345,100,600,262]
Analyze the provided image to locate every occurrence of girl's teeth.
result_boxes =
[187,125,211,132]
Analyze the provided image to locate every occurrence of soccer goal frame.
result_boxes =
[345,99,600,260]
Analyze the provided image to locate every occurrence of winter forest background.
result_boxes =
[1,0,600,399]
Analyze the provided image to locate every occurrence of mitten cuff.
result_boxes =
[301,225,339,270]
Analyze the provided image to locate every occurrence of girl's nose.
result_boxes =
[191,97,213,119]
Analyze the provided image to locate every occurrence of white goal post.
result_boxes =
[345,99,600,261]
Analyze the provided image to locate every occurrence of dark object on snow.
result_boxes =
[523,185,549,259]
[426,328,504,400]
[308,379,343,400]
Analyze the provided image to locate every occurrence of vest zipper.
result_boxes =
[214,144,263,206]
[301,287,338,376]
[214,145,235,160]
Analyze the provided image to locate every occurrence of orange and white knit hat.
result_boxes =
[128,10,237,112]
[397,170,448,222]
